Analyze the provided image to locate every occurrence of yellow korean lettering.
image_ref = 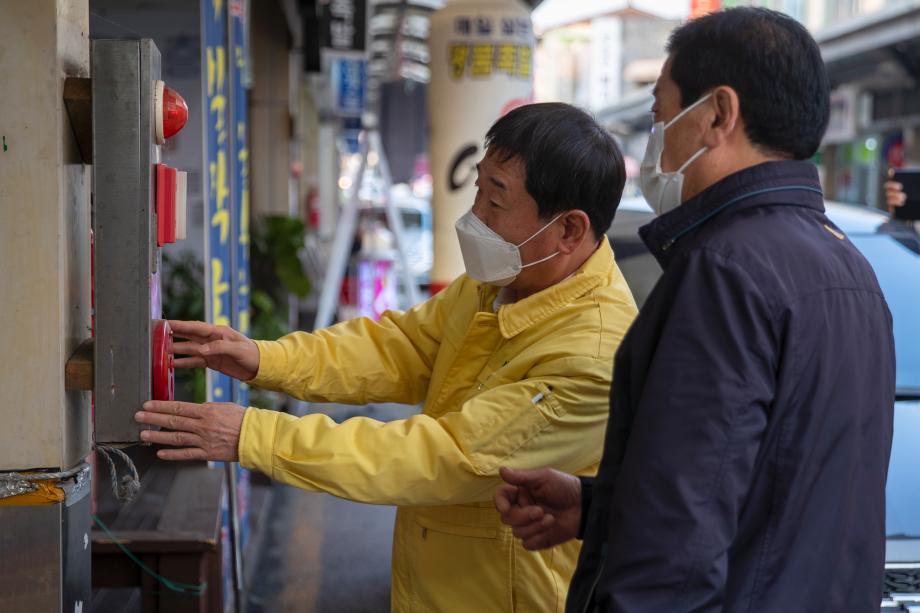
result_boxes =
[449,44,470,80]
[471,44,494,77]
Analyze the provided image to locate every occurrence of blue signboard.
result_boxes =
[230,0,250,413]
[202,1,235,609]
[229,0,251,553]
[203,0,233,405]
[332,56,367,118]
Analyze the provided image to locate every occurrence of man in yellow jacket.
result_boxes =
[136,102,637,612]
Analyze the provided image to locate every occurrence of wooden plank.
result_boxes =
[158,465,224,540]
[63,77,92,163]
[140,553,158,613]
[90,463,225,611]
[92,530,218,553]
[92,553,142,588]
[108,458,177,532]
[157,553,207,613]
[205,550,223,613]
[64,338,93,390]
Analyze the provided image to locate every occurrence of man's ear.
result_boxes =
[703,86,741,149]
[558,210,592,254]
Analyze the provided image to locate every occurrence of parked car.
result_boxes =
[607,197,920,610]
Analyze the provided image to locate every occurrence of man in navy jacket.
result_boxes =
[495,7,896,612]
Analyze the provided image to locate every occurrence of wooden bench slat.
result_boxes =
[157,464,225,538]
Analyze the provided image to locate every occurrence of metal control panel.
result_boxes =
[92,39,180,444]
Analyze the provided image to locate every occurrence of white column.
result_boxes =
[0,0,91,471]
[428,0,535,292]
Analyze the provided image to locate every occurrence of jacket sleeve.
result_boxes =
[237,354,612,506]
[246,276,466,406]
[594,249,777,612]
[577,476,595,539]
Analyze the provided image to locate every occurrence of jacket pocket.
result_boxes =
[457,381,566,475]
[414,508,499,539]
[407,505,513,612]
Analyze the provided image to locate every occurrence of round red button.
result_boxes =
[152,319,175,401]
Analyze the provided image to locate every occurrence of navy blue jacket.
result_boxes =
[567,161,896,613]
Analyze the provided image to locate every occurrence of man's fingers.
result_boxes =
[511,515,555,541]
[138,428,203,448]
[198,340,225,356]
[171,341,205,356]
[174,357,207,369]
[517,488,535,507]
[499,466,545,488]
[522,534,555,551]
[884,182,907,208]
[167,320,218,342]
[199,339,238,358]
[494,484,518,514]
[135,410,201,433]
[142,400,206,419]
[500,503,546,528]
[156,447,208,461]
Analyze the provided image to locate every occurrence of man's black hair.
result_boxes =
[666,7,830,160]
[484,102,626,238]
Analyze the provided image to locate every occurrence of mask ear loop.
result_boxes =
[663,91,713,130]
[520,250,560,269]
[516,212,566,248]
[662,92,714,177]
[517,212,566,269]
[677,146,708,174]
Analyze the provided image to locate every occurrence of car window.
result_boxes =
[848,234,920,395]
[850,232,920,542]
[886,401,920,538]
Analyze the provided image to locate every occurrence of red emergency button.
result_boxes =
[155,164,177,246]
[152,319,175,401]
[154,80,189,145]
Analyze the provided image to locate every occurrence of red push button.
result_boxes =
[152,319,175,401]
[155,164,177,247]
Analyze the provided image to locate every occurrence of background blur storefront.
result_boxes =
[588,0,920,211]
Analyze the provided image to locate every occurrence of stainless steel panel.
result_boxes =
[0,468,91,613]
[92,39,162,444]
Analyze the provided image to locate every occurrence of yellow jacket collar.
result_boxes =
[480,236,615,339]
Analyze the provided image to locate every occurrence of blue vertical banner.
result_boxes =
[229,0,251,553]
[202,1,235,609]
[203,0,233,404]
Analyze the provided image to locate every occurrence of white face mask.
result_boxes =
[455,210,563,287]
[640,92,713,216]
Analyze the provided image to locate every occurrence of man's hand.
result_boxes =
[135,400,246,462]
[169,320,260,381]
[885,167,907,216]
[494,466,582,551]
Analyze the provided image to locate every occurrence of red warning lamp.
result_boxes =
[154,80,188,145]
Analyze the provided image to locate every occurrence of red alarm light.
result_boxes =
[154,80,188,145]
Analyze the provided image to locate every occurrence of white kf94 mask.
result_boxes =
[455,210,563,287]
[640,92,713,216]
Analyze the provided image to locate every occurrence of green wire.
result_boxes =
[92,514,208,596]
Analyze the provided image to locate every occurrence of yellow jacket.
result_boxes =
[239,237,637,612]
